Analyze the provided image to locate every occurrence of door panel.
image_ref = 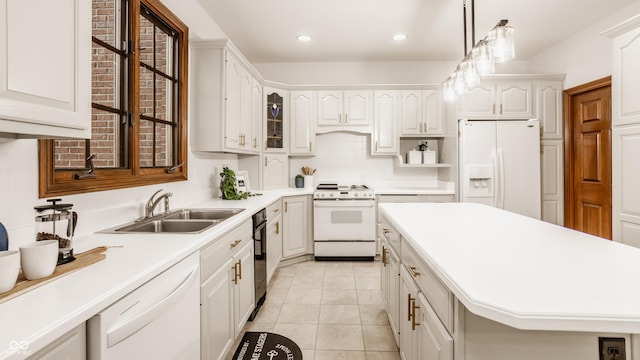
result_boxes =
[568,84,612,239]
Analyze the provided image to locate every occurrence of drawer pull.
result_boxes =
[229,239,242,248]
[273,208,280,213]
[382,246,387,266]
[407,294,414,321]
[238,259,242,280]
[409,266,421,277]
[232,261,240,285]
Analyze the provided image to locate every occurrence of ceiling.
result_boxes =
[197,0,636,63]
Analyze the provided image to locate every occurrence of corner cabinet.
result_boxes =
[372,90,400,155]
[264,87,288,153]
[459,79,533,119]
[190,40,262,154]
[282,195,312,259]
[0,0,91,139]
[289,91,316,155]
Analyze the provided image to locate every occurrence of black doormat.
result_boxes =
[231,332,302,360]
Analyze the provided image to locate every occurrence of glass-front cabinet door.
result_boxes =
[264,87,288,153]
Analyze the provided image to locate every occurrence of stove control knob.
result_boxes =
[354,193,359,197]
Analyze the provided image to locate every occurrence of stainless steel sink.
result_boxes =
[115,219,220,233]
[102,208,245,234]
[164,208,244,220]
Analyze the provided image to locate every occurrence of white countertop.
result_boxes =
[379,202,640,334]
[0,188,311,359]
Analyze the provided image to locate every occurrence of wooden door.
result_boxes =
[564,77,612,239]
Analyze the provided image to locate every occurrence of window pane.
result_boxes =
[139,15,154,68]
[140,66,154,118]
[155,124,174,167]
[54,139,86,169]
[155,77,171,122]
[92,44,120,109]
[91,109,124,168]
[155,26,172,75]
[92,0,121,48]
[139,120,154,167]
[139,121,173,168]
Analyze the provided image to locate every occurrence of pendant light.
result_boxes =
[443,1,515,101]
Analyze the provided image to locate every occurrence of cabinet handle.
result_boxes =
[411,300,421,331]
[284,202,288,212]
[383,228,390,234]
[275,221,279,235]
[345,113,348,123]
[338,113,342,123]
[500,104,503,114]
[376,141,379,151]
[409,266,421,277]
[274,208,279,213]
[492,104,496,114]
[265,156,268,167]
[253,138,257,148]
[238,259,242,280]
[382,246,387,266]
[309,141,312,152]
[407,294,413,321]
[264,140,268,150]
[232,261,240,285]
[230,239,241,249]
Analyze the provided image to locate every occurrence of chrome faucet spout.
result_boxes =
[145,189,173,218]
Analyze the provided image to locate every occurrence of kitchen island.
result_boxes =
[378,202,640,360]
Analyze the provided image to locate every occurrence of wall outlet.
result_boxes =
[599,337,626,360]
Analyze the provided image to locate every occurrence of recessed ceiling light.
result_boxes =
[392,34,407,41]
[297,34,313,42]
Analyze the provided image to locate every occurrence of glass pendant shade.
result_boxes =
[472,41,495,75]
[443,78,455,102]
[461,59,480,88]
[453,70,466,95]
[490,25,514,63]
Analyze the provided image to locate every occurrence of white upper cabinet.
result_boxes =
[609,21,640,127]
[0,0,91,139]
[317,90,372,132]
[460,80,533,119]
[537,81,563,139]
[372,90,399,155]
[251,79,263,153]
[289,91,316,155]
[400,90,443,136]
[190,40,261,154]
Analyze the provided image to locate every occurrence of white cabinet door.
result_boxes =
[416,293,454,360]
[460,80,532,119]
[496,80,533,118]
[289,91,316,155]
[613,125,640,246]
[0,0,91,138]
[401,90,422,135]
[423,90,444,136]
[266,214,283,283]
[282,195,312,258]
[372,90,399,155]
[201,258,234,360]
[537,81,563,139]
[612,25,640,127]
[225,52,243,151]
[343,90,372,127]
[29,323,86,360]
[317,91,343,126]
[382,242,401,346]
[263,154,289,190]
[399,266,420,360]
[233,241,255,336]
[541,140,564,226]
[251,78,263,153]
[239,69,253,151]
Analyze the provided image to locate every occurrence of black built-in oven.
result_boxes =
[249,208,267,321]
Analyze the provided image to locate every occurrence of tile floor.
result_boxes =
[228,260,400,360]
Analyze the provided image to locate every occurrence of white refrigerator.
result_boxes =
[458,119,541,219]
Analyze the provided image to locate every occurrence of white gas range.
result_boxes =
[313,183,376,260]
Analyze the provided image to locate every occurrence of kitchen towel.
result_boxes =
[231,332,302,360]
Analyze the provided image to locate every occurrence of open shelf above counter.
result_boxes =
[394,155,451,168]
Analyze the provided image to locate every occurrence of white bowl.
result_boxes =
[20,240,58,280]
[0,251,20,293]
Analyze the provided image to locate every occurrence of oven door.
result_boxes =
[313,199,376,241]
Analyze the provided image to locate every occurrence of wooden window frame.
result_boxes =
[38,0,189,198]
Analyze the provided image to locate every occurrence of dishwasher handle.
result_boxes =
[106,263,200,348]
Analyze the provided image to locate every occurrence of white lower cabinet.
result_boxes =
[266,200,283,283]
[282,195,312,259]
[416,293,454,360]
[200,220,254,360]
[380,239,401,346]
[28,323,86,360]
[399,266,420,360]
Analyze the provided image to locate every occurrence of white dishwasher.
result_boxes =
[88,252,200,359]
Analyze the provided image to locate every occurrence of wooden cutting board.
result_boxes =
[0,246,108,304]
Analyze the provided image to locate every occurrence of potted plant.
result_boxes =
[295,174,304,188]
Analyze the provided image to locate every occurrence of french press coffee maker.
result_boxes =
[34,199,78,265]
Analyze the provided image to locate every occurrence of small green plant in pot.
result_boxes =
[219,167,261,200]
[295,174,304,188]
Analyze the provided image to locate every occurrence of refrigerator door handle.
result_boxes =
[497,148,505,209]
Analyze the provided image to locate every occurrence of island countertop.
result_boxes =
[378,202,640,334]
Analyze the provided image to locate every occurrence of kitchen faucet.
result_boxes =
[145,189,173,218]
